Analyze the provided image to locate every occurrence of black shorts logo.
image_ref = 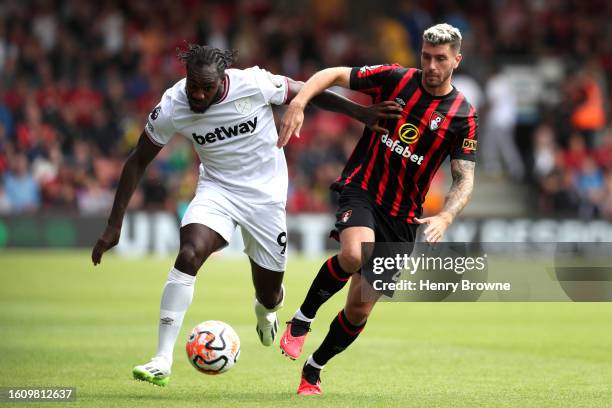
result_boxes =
[340,210,352,223]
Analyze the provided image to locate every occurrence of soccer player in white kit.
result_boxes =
[90,45,402,386]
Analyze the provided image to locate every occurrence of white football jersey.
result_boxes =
[144,66,289,204]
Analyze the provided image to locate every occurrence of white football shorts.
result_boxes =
[181,181,287,272]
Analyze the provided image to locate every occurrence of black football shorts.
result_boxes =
[331,184,419,297]
[332,184,418,242]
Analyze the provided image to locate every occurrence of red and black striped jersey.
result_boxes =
[334,64,478,221]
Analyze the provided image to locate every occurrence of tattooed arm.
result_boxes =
[441,159,476,221]
[415,159,475,243]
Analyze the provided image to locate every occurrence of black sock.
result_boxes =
[299,255,352,319]
[312,309,366,366]
[302,362,321,385]
[289,318,311,337]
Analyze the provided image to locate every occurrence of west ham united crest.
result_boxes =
[234,97,251,114]
[429,111,445,131]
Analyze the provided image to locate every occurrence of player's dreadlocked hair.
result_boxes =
[177,44,237,76]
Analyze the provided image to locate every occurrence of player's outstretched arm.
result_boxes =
[91,132,162,265]
[415,159,475,243]
[278,67,353,147]
[311,92,401,135]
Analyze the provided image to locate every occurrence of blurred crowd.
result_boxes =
[0,0,611,219]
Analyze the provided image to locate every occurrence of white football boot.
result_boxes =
[132,356,171,387]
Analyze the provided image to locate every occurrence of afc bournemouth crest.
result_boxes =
[429,111,445,131]
[234,97,252,114]
[340,210,352,223]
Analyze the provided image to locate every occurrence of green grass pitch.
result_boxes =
[1,250,611,407]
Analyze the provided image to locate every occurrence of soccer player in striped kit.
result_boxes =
[277,23,478,395]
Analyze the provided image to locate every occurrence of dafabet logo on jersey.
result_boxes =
[398,123,419,144]
[380,123,424,165]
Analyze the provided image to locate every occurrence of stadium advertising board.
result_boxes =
[1,214,611,255]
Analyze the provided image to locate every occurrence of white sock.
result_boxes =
[155,268,196,365]
[307,354,325,370]
[294,308,314,323]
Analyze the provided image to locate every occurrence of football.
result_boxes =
[186,320,241,375]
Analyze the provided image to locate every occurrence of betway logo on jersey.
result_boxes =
[380,133,424,164]
[192,117,258,145]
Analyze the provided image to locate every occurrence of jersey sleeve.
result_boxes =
[144,91,176,146]
[450,106,478,161]
[253,67,288,106]
[349,64,403,96]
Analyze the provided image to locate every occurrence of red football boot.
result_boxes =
[280,319,311,360]
[297,363,322,395]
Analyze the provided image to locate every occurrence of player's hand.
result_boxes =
[278,100,305,148]
[414,213,452,244]
[361,101,403,134]
[91,224,122,265]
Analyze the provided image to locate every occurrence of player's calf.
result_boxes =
[344,295,376,326]
[280,255,353,360]
[254,285,284,346]
[298,255,352,320]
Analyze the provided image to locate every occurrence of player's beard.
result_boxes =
[187,98,210,114]
[188,101,210,113]
[187,87,223,114]
[424,67,453,88]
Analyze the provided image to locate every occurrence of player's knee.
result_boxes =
[257,296,278,309]
[176,244,205,276]
[344,303,371,326]
[338,247,362,273]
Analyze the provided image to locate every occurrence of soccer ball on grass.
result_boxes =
[186,320,240,375]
